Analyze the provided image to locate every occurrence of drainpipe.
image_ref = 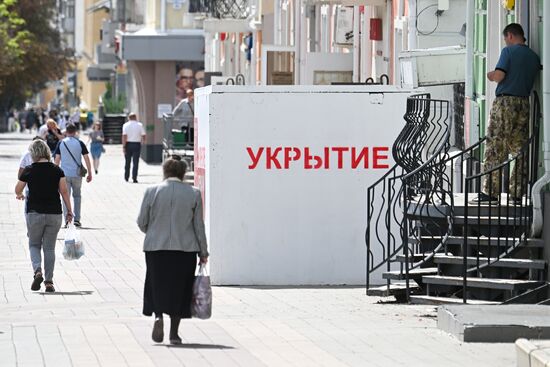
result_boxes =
[353,6,360,82]
[532,2,549,237]
[465,0,474,100]
[160,0,166,32]
[408,0,417,50]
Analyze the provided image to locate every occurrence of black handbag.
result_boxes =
[63,141,88,177]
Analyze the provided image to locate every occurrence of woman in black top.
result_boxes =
[45,119,64,153]
[15,139,73,292]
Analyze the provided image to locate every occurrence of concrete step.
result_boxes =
[439,305,550,343]
[382,267,438,280]
[516,339,550,367]
[454,215,529,226]
[445,236,544,248]
[366,283,419,298]
[408,193,530,217]
[409,295,499,305]
[395,253,428,263]
[422,275,544,291]
[433,254,546,270]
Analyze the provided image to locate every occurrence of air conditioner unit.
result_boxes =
[334,6,354,46]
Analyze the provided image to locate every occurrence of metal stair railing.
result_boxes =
[400,98,452,300]
[366,94,453,295]
[461,92,542,303]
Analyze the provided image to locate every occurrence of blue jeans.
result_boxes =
[63,176,82,221]
[27,213,62,282]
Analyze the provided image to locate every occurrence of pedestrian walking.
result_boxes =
[15,139,73,292]
[137,157,209,345]
[18,109,26,132]
[19,136,44,179]
[53,124,93,227]
[86,111,94,129]
[471,23,541,204]
[7,110,16,132]
[26,108,38,133]
[88,121,104,174]
[70,108,80,130]
[122,112,146,183]
[44,119,64,153]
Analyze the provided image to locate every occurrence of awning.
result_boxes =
[120,29,205,61]
[87,63,115,81]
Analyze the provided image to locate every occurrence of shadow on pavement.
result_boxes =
[160,343,235,350]
[37,291,94,296]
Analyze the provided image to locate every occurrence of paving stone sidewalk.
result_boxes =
[0,133,515,366]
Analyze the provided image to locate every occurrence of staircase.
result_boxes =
[366,93,548,305]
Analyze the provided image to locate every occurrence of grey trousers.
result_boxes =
[62,176,82,221]
[27,213,62,282]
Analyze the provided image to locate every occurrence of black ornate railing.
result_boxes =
[366,91,542,303]
[401,98,452,299]
[366,94,452,293]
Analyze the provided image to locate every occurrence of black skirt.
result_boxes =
[143,250,198,318]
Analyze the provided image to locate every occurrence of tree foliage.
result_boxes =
[0,0,72,110]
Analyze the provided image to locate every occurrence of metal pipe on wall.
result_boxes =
[531,1,549,237]
[160,0,166,32]
[353,6,361,82]
[465,0,475,99]
[407,0,417,50]
[274,0,281,45]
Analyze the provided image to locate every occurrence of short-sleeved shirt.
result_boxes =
[495,44,541,97]
[90,130,104,143]
[53,136,89,177]
[122,120,146,142]
[19,162,65,214]
[19,151,33,169]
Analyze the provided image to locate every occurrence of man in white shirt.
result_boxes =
[122,112,146,183]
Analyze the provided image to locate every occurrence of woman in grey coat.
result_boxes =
[137,157,209,345]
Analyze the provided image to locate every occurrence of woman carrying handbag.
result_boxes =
[137,156,209,344]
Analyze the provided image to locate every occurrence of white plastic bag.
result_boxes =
[63,223,85,260]
[191,264,212,319]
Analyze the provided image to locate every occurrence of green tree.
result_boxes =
[0,0,72,116]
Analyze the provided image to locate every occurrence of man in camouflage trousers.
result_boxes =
[473,23,541,204]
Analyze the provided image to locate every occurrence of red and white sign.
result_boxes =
[195,85,411,285]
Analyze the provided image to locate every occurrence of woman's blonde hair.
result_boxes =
[93,121,102,130]
[46,119,58,129]
[29,139,51,162]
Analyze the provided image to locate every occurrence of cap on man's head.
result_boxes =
[66,124,77,133]
[128,112,137,120]
[503,23,526,41]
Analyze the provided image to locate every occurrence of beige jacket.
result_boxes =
[137,178,208,256]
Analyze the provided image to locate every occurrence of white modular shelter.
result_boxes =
[195,85,412,285]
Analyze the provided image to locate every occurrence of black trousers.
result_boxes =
[125,142,141,181]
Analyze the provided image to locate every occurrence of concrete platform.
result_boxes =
[516,339,550,367]
[438,305,550,342]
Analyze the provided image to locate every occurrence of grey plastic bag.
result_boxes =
[191,264,212,319]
